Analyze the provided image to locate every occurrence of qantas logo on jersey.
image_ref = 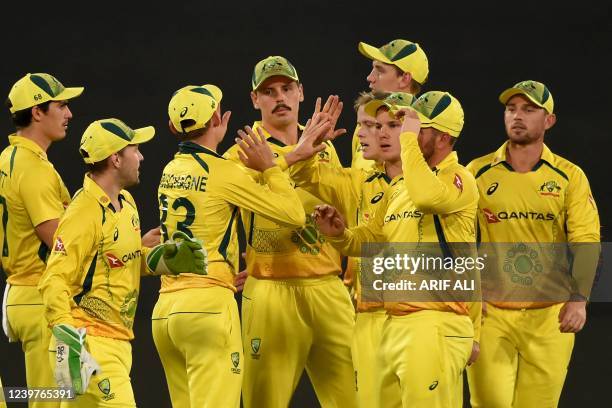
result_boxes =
[483,208,555,223]
[384,210,423,223]
[105,253,125,268]
[482,208,500,223]
[53,237,67,255]
[453,174,463,192]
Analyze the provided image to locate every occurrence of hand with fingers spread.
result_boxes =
[558,300,587,333]
[313,204,346,237]
[310,95,347,143]
[236,126,276,172]
[396,107,421,136]
[284,111,332,166]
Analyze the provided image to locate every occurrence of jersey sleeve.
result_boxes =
[19,163,65,227]
[285,154,361,218]
[213,162,305,228]
[565,166,601,299]
[326,193,388,257]
[38,204,99,327]
[400,131,476,214]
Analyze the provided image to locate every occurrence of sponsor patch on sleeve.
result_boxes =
[53,237,67,255]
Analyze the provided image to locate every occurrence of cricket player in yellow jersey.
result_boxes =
[316,91,481,408]
[152,84,305,408]
[466,81,601,407]
[352,39,429,170]
[280,91,413,408]
[223,56,357,408]
[1,73,82,407]
[39,118,206,407]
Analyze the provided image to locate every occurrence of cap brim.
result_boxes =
[203,84,223,103]
[358,42,393,64]
[131,126,155,144]
[253,73,299,91]
[53,86,84,101]
[363,100,387,117]
[499,88,545,109]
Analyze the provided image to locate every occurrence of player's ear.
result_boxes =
[398,71,412,89]
[168,120,179,135]
[298,83,304,103]
[250,91,260,110]
[210,109,221,127]
[544,113,556,130]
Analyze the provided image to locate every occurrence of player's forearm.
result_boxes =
[400,132,453,212]
[38,273,75,327]
[261,167,306,227]
[569,242,601,300]
[326,225,378,257]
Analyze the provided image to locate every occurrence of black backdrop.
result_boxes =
[1,2,611,407]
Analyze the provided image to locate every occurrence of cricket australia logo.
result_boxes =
[503,243,543,286]
[231,352,241,374]
[98,378,116,401]
[539,180,561,197]
[251,338,261,359]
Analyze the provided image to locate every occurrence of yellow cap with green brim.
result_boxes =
[8,73,84,114]
[79,118,155,164]
[364,92,415,118]
[358,39,429,84]
[411,91,464,137]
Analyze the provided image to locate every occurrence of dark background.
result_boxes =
[1,2,611,406]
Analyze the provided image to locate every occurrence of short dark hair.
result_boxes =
[84,146,130,174]
[6,99,51,128]
[392,66,422,95]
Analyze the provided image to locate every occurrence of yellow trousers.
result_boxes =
[242,275,357,408]
[4,284,58,408]
[467,303,574,408]
[48,334,134,407]
[352,310,399,408]
[152,286,242,408]
[378,310,473,408]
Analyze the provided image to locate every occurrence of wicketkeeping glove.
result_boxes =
[146,230,207,275]
[52,324,100,395]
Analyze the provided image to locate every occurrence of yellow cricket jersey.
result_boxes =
[39,175,152,340]
[279,153,391,310]
[467,141,601,309]
[328,131,481,337]
[223,121,344,279]
[158,141,305,293]
[0,135,70,286]
[350,125,376,171]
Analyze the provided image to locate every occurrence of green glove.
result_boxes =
[146,231,207,275]
[52,324,100,394]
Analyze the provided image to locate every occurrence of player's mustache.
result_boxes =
[272,104,291,113]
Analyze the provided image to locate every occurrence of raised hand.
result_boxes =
[396,107,421,135]
[236,126,276,172]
